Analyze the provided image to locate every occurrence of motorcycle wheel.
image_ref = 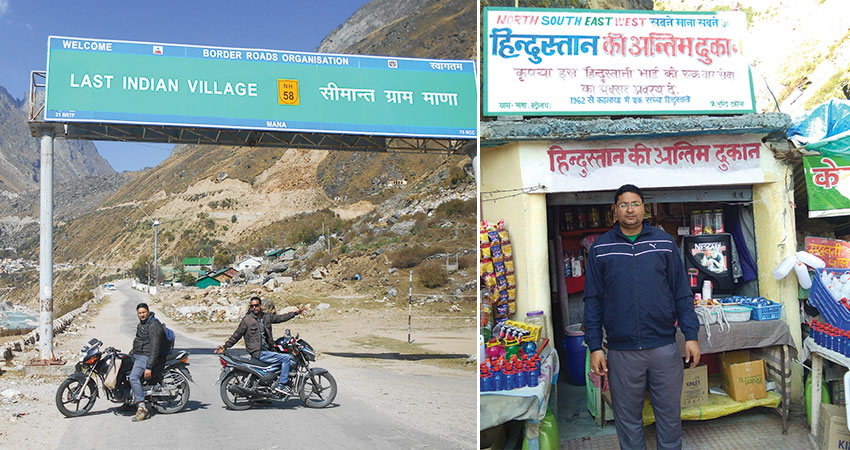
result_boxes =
[150,369,190,414]
[55,377,98,417]
[220,371,255,410]
[299,371,337,408]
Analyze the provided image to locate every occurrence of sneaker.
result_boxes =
[132,405,150,422]
[273,383,293,396]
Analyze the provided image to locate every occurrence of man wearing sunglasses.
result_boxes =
[215,296,306,395]
[584,184,700,450]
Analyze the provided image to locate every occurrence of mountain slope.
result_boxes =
[0,86,115,194]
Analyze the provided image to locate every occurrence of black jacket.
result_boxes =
[223,310,297,359]
[584,221,699,352]
[131,312,165,369]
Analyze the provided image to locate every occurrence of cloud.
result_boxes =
[0,0,8,18]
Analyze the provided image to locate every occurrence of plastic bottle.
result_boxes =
[564,252,572,278]
[505,364,517,390]
[480,364,493,392]
[515,357,527,388]
[702,280,713,301]
[571,252,582,278]
[492,360,505,390]
[692,210,703,235]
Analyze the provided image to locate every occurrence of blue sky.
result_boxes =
[0,0,369,171]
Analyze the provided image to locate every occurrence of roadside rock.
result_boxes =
[263,279,276,291]
[316,303,330,311]
[387,288,398,298]
[267,263,289,275]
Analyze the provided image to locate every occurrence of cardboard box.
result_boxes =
[720,350,766,402]
[816,403,850,450]
[681,362,708,407]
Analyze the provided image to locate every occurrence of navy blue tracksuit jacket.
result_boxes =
[584,221,700,352]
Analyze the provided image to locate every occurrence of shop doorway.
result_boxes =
[544,186,763,433]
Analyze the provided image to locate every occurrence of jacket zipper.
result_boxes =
[633,239,642,349]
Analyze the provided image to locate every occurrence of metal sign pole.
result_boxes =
[38,130,55,361]
[408,270,413,343]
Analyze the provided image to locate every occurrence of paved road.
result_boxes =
[54,281,473,449]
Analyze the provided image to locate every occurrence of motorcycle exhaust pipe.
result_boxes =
[228,384,255,397]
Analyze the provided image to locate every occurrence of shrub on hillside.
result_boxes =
[417,261,448,288]
[434,199,475,219]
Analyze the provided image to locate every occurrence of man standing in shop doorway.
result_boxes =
[585,184,700,450]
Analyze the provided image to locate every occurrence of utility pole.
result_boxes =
[36,126,56,362]
[153,220,160,286]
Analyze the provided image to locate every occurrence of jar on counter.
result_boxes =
[564,208,575,231]
[576,207,587,229]
[525,310,547,347]
[589,206,601,228]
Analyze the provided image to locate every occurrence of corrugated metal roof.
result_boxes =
[481,113,792,147]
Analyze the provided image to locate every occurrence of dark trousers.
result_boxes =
[608,343,684,450]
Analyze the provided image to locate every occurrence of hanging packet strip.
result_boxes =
[480,243,491,260]
[488,230,501,244]
[494,260,506,276]
[497,275,508,290]
[505,259,515,274]
[491,244,503,261]
[502,243,513,259]
[481,259,494,275]
[498,229,510,244]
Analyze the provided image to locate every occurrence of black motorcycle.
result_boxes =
[55,338,193,417]
[216,330,337,410]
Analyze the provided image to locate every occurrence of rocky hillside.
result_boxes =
[0,86,114,194]
[1,0,477,316]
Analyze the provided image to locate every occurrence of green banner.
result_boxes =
[803,154,850,218]
[45,37,478,139]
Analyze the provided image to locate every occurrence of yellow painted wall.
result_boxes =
[481,143,554,342]
[754,147,803,401]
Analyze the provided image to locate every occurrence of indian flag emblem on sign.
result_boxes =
[277,79,299,105]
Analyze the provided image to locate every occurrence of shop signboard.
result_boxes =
[803,154,850,218]
[44,37,478,139]
[482,8,755,116]
[519,134,765,192]
[805,237,850,269]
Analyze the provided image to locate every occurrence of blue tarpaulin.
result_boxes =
[788,99,850,156]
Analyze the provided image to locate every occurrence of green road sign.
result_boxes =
[45,37,477,139]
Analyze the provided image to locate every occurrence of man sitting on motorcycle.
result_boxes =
[130,303,165,422]
[215,297,306,395]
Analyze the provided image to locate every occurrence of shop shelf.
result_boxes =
[559,227,611,237]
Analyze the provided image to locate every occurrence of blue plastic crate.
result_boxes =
[810,268,850,329]
[750,302,782,320]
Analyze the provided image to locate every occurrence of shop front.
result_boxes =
[480,113,804,444]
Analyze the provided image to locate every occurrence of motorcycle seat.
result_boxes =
[236,354,279,370]
[164,350,188,362]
